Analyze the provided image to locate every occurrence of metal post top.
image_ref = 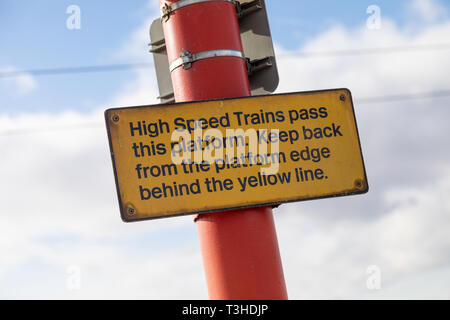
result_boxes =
[150,0,279,102]
[161,0,235,21]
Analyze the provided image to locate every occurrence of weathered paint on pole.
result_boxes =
[158,0,288,299]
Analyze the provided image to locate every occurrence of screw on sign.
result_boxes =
[106,90,367,220]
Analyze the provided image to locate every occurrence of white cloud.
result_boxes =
[0,67,38,95]
[410,0,448,22]
[113,0,160,62]
[111,68,160,107]
[102,0,161,107]
[0,109,206,299]
[108,3,160,107]
[271,14,450,299]
[275,19,450,97]
[277,167,450,299]
[1,5,450,299]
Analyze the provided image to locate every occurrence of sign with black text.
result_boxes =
[105,89,368,222]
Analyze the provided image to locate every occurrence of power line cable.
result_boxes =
[0,63,153,78]
[293,42,450,58]
[356,89,450,104]
[0,122,104,137]
[1,43,450,78]
[1,89,449,137]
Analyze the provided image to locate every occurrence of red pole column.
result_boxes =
[159,0,288,300]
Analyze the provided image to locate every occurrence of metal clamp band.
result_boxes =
[169,49,245,72]
[161,0,235,21]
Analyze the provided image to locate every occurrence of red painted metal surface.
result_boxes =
[159,0,288,300]
[161,0,250,101]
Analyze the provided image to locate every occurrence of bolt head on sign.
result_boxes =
[105,89,368,222]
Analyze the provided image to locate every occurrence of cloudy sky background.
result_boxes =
[1,0,449,299]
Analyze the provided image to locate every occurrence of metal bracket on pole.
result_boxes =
[246,56,272,77]
[160,3,172,22]
[151,0,278,102]
[149,38,166,53]
[170,49,246,72]
[149,19,175,103]
[235,0,262,19]
[161,0,235,21]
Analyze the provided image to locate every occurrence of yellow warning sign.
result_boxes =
[105,89,368,222]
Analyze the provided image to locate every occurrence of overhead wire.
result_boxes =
[1,43,450,78]
[1,42,449,136]
[0,89,449,137]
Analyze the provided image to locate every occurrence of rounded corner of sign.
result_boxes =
[362,181,370,194]
[119,209,131,223]
[340,88,353,100]
[357,185,369,196]
[270,75,280,93]
[104,108,114,120]
[356,178,370,195]
[120,213,134,223]
[150,18,162,29]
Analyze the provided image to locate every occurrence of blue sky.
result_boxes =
[0,0,150,114]
[1,0,450,299]
[1,0,443,115]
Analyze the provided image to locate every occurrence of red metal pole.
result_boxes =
[159,0,288,300]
